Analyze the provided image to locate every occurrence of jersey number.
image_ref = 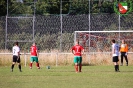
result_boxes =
[31,47,34,52]
[75,47,80,53]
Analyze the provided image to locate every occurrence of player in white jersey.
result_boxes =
[111,39,120,72]
[11,42,22,72]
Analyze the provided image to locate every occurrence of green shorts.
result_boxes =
[73,56,82,63]
[30,56,38,62]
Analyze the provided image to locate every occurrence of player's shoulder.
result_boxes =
[114,43,118,46]
[78,44,83,47]
[13,46,20,51]
[112,43,116,47]
[13,45,19,48]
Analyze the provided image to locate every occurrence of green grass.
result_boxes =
[0,65,133,88]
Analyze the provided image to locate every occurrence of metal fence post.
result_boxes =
[56,53,58,66]
[24,52,27,67]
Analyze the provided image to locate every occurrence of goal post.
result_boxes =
[74,31,133,52]
[74,31,133,64]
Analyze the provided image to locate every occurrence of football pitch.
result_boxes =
[0,65,133,88]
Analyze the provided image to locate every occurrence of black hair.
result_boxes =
[15,42,18,45]
[112,39,115,43]
[76,39,79,44]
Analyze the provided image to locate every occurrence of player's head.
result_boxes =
[111,39,115,43]
[15,42,18,46]
[32,42,36,46]
[75,39,79,45]
[122,39,125,44]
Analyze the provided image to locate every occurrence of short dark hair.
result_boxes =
[76,39,79,44]
[15,42,18,45]
[112,39,115,43]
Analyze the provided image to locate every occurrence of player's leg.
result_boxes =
[114,63,120,72]
[17,63,22,72]
[113,56,116,71]
[79,57,82,72]
[113,56,119,72]
[36,62,40,69]
[11,56,17,72]
[114,61,118,72]
[30,57,34,69]
[17,57,22,72]
[35,57,40,69]
[116,63,120,72]
[74,56,78,73]
[120,53,124,66]
[75,63,78,73]
[124,54,128,66]
[11,62,15,72]
[114,56,120,72]
[117,56,120,71]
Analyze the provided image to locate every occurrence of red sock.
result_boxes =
[30,63,32,68]
[75,65,78,72]
[79,64,82,72]
[36,63,40,68]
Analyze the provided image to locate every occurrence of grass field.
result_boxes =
[0,65,133,88]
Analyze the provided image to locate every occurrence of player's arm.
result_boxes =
[126,44,128,55]
[36,49,38,56]
[71,46,75,55]
[71,49,75,54]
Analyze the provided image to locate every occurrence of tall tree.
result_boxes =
[0,0,6,16]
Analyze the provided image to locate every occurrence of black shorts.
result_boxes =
[13,55,20,63]
[112,56,119,62]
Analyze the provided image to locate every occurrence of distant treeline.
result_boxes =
[1,0,132,16]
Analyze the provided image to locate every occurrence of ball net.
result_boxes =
[74,31,133,53]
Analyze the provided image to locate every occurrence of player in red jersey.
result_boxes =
[29,42,40,69]
[71,40,84,73]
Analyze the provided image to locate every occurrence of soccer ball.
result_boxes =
[46,66,50,69]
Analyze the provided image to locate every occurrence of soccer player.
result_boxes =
[120,39,128,66]
[111,39,120,72]
[71,40,84,73]
[29,42,40,69]
[11,42,22,72]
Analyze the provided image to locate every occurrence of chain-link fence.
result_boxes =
[0,13,133,52]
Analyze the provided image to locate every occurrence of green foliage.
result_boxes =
[100,1,114,13]
[36,1,49,15]
[0,0,6,16]
[9,0,34,15]
[0,0,129,16]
